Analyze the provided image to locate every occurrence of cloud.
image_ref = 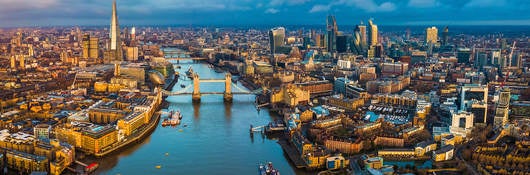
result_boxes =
[408,0,438,8]
[465,0,505,8]
[309,0,395,13]
[270,0,311,6]
[309,4,331,13]
[265,8,280,14]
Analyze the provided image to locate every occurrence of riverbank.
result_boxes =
[92,75,178,157]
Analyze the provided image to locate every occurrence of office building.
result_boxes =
[460,84,488,124]
[442,26,449,46]
[426,26,438,44]
[82,34,99,59]
[494,88,510,128]
[327,15,338,52]
[269,27,286,56]
[457,48,471,64]
[368,19,378,47]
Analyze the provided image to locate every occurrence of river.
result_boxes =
[95,59,311,175]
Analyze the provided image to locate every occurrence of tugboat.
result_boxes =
[161,110,182,127]
[258,162,280,175]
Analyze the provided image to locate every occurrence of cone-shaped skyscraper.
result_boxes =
[105,0,123,63]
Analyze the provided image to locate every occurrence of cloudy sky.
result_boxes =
[1,0,529,27]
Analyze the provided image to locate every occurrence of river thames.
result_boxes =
[95,59,311,175]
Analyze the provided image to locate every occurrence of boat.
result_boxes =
[180,84,186,88]
[258,162,280,175]
[186,66,194,78]
[175,65,181,69]
[161,110,182,127]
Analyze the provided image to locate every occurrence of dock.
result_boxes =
[277,138,307,169]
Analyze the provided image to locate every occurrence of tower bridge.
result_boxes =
[161,73,262,103]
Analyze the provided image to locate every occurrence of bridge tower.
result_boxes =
[192,73,201,102]
[224,73,233,102]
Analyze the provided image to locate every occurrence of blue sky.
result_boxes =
[0,0,529,27]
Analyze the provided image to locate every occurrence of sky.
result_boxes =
[0,0,529,27]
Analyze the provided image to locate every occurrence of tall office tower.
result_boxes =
[104,0,123,63]
[336,35,348,53]
[17,55,25,70]
[326,15,338,52]
[368,19,378,47]
[131,27,136,41]
[352,26,362,54]
[358,22,367,49]
[460,84,488,125]
[494,88,510,128]
[82,34,99,59]
[268,27,286,56]
[405,28,410,41]
[442,26,449,46]
[315,34,321,47]
[425,26,438,44]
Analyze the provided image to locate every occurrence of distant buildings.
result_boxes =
[425,26,438,44]
[82,34,99,60]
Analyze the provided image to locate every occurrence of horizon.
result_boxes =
[0,0,529,27]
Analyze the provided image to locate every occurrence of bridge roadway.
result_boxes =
[165,57,207,61]
[163,91,258,96]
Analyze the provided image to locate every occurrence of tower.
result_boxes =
[426,26,438,45]
[442,26,449,46]
[10,55,16,70]
[269,27,285,64]
[224,73,233,102]
[494,88,510,128]
[114,63,120,76]
[326,15,338,52]
[368,19,378,47]
[192,73,201,103]
[358,21,367,49]
[105,0,123,63]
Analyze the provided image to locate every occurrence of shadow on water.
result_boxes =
[224,102,232,120]
[89,134,154,174]
[193,102,200,119]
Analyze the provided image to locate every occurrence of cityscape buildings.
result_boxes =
[0,1,528,175]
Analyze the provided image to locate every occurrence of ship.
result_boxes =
[161,110,182,127]
[258,162,280,175]
[186,66,194,79]
[180,84,186,88]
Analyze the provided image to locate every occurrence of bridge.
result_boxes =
[161,73,262,102]
[165,57,208,61]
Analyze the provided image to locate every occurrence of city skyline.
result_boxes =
[1,0,530,27]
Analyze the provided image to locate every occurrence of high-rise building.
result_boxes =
[352,27,362,55]
[326,15,338,52]
[358,22,367,49]
[336,35,348,53]
[457,48,471,64]
[368,19,378,47]
[104,0,123,63]
[269,27,286,56]
[460,84,488,124]
[494,88,510,128]
[442,26,449,46]
[426,26,438,44]
[10,55,16,70]
[82,34,99,59]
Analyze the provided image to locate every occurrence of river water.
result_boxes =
[96,59,310,175]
